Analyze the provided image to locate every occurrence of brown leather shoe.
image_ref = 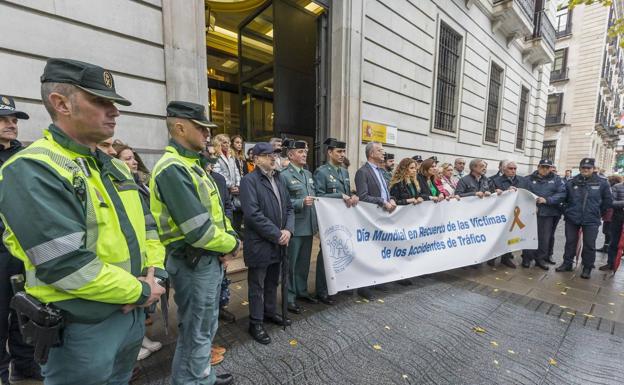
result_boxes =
[211,353,224,366]
[212,345,226,355]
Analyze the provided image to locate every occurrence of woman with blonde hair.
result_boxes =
[439,162,458,196]
[230,134,246,176]
[212,133,243,233]
[389,158,425,205]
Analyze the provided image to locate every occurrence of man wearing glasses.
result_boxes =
[488,160,527,269]
[556,158,612,279]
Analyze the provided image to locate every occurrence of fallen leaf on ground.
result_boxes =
[490,341,498,347]
[583,313,595,318]
[504,272,510,275]
[507,350,516,354]
[495,277,502,281]
[384,325,391,330]
[493,288,499,292]
[493,360,499,365]
[560,292,567,295]
[241,301,249,306]
[608,302,615,306]
[402,374,408,379]
[549,358,557,365]
[559,305,568,309]
[362,298,370,303]
[556,282,563,286]
[527,277,533,280]
[559,319,566,323]
[472,326,486,333]
[289,339,298,346]
[235,285,242,290]
[355,300,362,303]
[372,344,382,350]
[377,299,385,303]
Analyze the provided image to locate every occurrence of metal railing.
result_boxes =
[555,23,572,38]
[529,10,556,53]
[493,0,535,23]
[550,68,569,82]
[545,112,566,125]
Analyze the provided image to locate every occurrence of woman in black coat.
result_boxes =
[389,158,426,205]
[416,159,444,202]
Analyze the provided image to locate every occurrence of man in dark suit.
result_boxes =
[240,143,295,344]
[354,141,396,300]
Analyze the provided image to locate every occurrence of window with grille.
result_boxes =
[546,93,563,118]
[555,7,572,37]
[484,63,504,143]
[516,86,529,150]
[542,140,557,161]
[553,49,565,72]
[433,23,462,133]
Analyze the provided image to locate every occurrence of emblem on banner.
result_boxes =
[509,206,525,231]
[324,225,354,273]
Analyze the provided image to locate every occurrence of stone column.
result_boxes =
[162,0,208,106]
[329,0,365,168]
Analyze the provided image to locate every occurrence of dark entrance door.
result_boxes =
[238,0,329,167]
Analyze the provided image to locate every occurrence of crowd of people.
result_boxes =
[0,56,619,385]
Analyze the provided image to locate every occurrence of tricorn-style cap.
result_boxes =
[40,58,131,106]
[538,159,553,167]
[323,137,346,149]
[0,95,29,120]
[412,155,423,162]
[252,142,281,156]
[166,101,217,128]
[384,153,395,161]
[287,140,308,149]
[579,158,595,168]
[428,156,438,162]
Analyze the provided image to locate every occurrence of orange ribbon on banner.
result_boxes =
[509,206,525,231]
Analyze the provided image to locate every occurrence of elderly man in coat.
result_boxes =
[240,142,295,345]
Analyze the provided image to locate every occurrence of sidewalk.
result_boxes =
[134,229,624,384]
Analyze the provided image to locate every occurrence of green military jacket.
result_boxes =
[313,163,352,198]
[280,163,318,236]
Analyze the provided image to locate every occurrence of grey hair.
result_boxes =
[269,137,282,145]
[365,141,381,159]
[469,158,484,171]
[40,82,78,119]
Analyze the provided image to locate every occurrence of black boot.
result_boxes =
[249,324,271,344]
[534,260,549,271]
[521,259,531,268]
[544,256,556,265]
[580,266,592,279]
[555,263,573,272]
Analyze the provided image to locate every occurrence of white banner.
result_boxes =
[314,189,538,295]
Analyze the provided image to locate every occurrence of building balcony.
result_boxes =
[545,112,566,126]
[490,0,535,44]
[550,68,569,83]
[523,10,556,66]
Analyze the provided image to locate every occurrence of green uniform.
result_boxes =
[381,169,391,185]
[0,125,164,385]
[150,139,238,385]
[280,163,318,303]
[313,163,352,296]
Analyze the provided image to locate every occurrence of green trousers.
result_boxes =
[168,254,222,385]
[287,235,313,303]
[315,250,328,297]
[42,308,145,385]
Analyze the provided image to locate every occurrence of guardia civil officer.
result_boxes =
[150,101,239,385]
[524,159,566,270]
[0,58,166,385]
[313,138,359,303]
[382,153,395,184]
[556,158,612,279]
[0,95,41,383]
[280,140,318,314]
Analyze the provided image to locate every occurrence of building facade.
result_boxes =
[1,0,555,174]
[543,0,622,172]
